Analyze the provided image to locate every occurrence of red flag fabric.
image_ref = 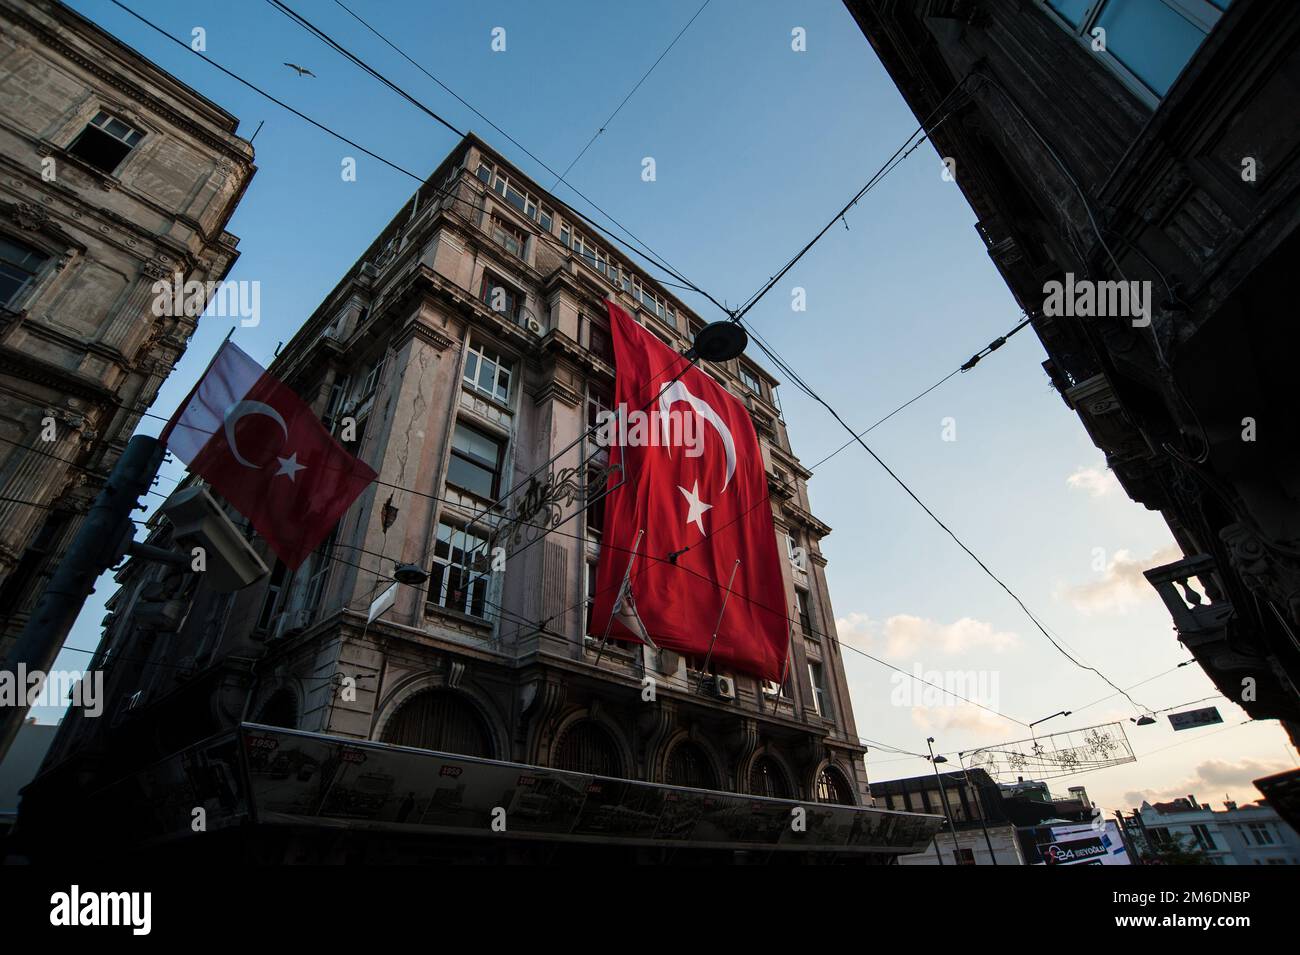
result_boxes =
[160,341,377,569]
[589,301,788,681]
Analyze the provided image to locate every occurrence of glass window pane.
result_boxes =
[1045,0,1093,29]
[106,118,130,139]
[464,352,478,383]
[1096,0,1208,97]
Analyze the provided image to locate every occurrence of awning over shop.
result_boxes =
[90,723,942,856]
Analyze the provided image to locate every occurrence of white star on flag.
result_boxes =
[677,480,712,534]
[275,452,305,480]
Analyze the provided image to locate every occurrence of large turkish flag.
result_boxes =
[589,302,789,681]
[160,341,377,569]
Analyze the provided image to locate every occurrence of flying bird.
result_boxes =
[283,63,316,77]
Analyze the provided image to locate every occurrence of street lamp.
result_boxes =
[927,737,963,863]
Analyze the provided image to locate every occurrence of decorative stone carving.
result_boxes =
[1221,522,1300,627]
[13,202,49,231]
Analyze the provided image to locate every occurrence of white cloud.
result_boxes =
[881,614,1018,659]
[835,612,1018,659]
[1067,464,1121,497]
[1121,757,1290,809]
[1061,545,1182,614]
[909,703,1009,736]
[835,611,875,653]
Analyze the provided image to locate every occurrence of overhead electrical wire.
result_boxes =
[264,0,731,318]
[548,0,714,187]
[733,317,1152,714]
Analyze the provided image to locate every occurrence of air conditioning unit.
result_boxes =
[711,675,737,701]
[525,316,544,335]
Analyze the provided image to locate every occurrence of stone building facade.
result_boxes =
[845,0,1300,740]
[32,133,870,834]
[0,0,254,655]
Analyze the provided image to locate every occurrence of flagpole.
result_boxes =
[592,528,643,669]
[763,621,795,715]
[700,558,740,682]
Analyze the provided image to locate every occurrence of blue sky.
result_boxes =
[40,0,1296,812]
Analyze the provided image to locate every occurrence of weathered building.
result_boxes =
[845,0,1300,740]
[18,133,924,862]
[0,0,254,655]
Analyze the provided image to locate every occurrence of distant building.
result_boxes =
[845,0,1300,744]
[1123,793,1300,865]
[872,769,1103,864]
[0,0,254,657]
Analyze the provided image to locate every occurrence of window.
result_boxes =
[748,755,791,799]
[796,588,814,636]
[477,159,553,230]
[0,237,49,308]
[322,374,350,431]
[585,561,598,630]
[489,216,526,258]
[739,364,762,395]
[359,354,386,399]
[585,465,607,540]
[953,847,976,866]
[255,560,288,631]
[342,416,367,460]
[447,421,505,500]
[1041,0,1232,102]
[587,317,613,363]
[303,530,336,617]
[785,532,804,570]
[67,110,144,173]
[463,342,513,403]
[479,272,522,321]
[586,386,612,432]
[816,766,853,804]
[808,661,831,718]
[428,521,490,617]
[666,741,717,789]
[1191,823,1216,851]
[381,689,493,757]
[553,720,621,776]
[1247,822,1275,846]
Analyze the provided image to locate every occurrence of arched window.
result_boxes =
[816,765,854,805]
[552,719,620,777]
[381,690,493,758]
[748,755,791,799]
[255,688,298,729]
[665,740,717,790]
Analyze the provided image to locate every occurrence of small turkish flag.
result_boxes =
[589,302,788,681]
[160,341,377,569]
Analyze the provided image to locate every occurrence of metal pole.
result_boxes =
[592,529,644,668]
[0,433,164,762]
[700,558,740,677]
[958,753,999,865]
[928,738,963,863]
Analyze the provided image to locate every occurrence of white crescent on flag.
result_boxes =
[656,379,737,493]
